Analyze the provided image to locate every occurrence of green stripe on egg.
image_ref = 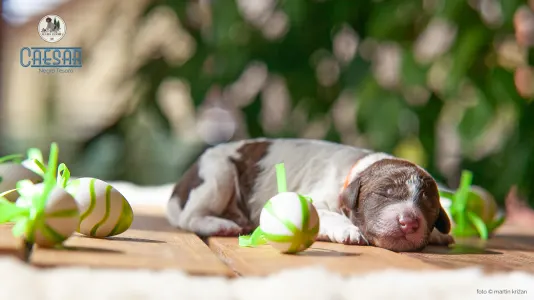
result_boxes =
[79,178,97,223]
[21,184,80,247]
[67,178,134,238]
[90,184,112,236]
[41,223,68,244]
[45,208,80,218]
[108,195,134,236]
[259,192,319,254]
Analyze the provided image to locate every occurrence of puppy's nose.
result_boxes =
[398,216,419,234]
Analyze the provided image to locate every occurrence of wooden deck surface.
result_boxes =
[29,205,234,277]
[208,237,439,276]
[0,224,27,261]
[209,224,534,276]
[2,205,534,277]
[403,224,534,274]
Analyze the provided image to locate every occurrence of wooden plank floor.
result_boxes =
[3,203,534,277]
[29,205,234,277]
[0,224,27,261]
[209,238,439,276]
[210,223,534,276]
[403,223,534,274]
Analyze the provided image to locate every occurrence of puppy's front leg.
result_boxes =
[316,209,369,245]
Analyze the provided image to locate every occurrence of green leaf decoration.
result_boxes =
[441,170,505,239]
[466,211,489,240]
[57,163,71,188]
[0,143,67,245]
[0,197,29,223]
[451,170,473,233]
[0,154,24,164]
[275,163,287,194]
[238,227,268,247]
[21,148,46,176]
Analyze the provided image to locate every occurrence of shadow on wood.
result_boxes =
[209,237,438,276]
[418,244,502,255]
[104,236,165,244]
[129,214,179,232]
[297,248,360,257]
[61,245,123,254]
[402,224,534,273]
[28,206,235,277]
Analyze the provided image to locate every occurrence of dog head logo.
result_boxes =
[38,15,66,43]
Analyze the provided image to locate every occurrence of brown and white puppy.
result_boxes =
[166,138,454,252]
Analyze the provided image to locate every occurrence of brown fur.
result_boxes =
[340,158,450,250]
[227,141,270,220]
[171,161,204,209]
[169,141,270,233]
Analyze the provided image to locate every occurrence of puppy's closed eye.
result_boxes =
[372,189,399,201]
[372,192,391,200]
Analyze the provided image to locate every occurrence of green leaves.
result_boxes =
[366,0,420,40]
[458,93,493,144]
[444,26,489,97]
[466,212,488,240]
[280,0,306,27]
[64,0,534,208]
[0,154,24,164]
[444,170,505,239]
[0,197,28,223]
[401,50,429,87]
[357,83,406,152]
[0,143,69,243]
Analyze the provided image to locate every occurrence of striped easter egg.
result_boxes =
[16,184,80,247]
[259,192,319,254]
[439,186,498,226]
[470,186,498,224]
[65,178,133,238]
[0,163,43,202]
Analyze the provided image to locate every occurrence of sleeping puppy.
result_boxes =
[166,138,454,252]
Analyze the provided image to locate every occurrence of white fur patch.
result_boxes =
[316,209,369,245]
[369,200,428,251]
[405,174,422,203]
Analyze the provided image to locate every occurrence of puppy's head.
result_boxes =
[340,158,450,252]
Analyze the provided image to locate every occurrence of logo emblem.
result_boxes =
[38,15,66,43]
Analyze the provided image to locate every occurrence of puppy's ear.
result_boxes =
[434,206,451,234]
[340,179,361,211]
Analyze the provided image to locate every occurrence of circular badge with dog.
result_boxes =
[38,15,66,43]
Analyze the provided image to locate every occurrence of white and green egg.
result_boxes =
[15,183,80,247]
[65,178,134,238]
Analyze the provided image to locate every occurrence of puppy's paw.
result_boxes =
[188,216,243,237]
[213,225,243,237]
[429,229,455,246]
[317,224,368,245]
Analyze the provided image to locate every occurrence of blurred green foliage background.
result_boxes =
[2,0,534,207]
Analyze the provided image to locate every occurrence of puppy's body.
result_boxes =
[167,138,454,252]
